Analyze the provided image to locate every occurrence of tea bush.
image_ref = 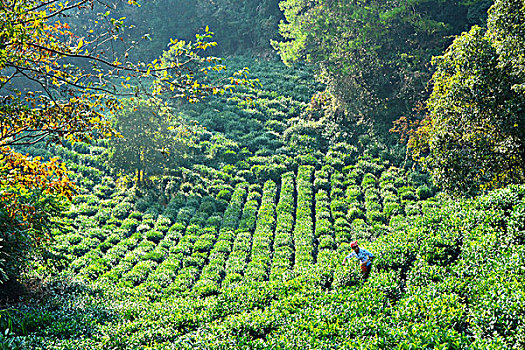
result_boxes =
[270,172,295,280]
[7,56,525,350]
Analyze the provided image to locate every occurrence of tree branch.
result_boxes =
[6,61,134,96]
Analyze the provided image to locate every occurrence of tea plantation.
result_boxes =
[2,58,524,350]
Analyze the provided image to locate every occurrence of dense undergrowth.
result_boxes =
[1,57,524,349]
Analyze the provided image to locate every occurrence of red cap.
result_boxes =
[350,241,358,248]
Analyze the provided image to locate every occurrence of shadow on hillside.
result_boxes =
[0,276,117,340]
[0,278,30,306]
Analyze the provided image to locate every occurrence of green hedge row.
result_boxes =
[315,173,336,267]
[112,198,199,291]
[270,172,295,280]
[223,188,261,284]
[244,180,277,281]
[193,184,247,296]
[293,166,315,271]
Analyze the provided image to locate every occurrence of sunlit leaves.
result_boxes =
[1,0,256,149]
[0,147,73,219]
[409,0,525,195]
[274,0,484,125]
[0,1,258,253]
[149,31,260,103]
[107,98,199,183]
[0,144,72,282]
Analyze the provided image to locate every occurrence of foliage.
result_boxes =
[191,0,283,56]
[245,180,277,281]
[1,0,235,153]
[0,150,71,282]
[9,180,525,349]
[274,0,491,129]
[107,98,197,182]
[293,166,315,270]
[0,0,256,282]
[409,0,525,195]
[112,0,283,60]
[270,172,295,279]
[3,5,525,343]
[11,113,525,350]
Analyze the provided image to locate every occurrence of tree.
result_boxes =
[108,98,199,184]
[114,0,284,60]
[196,0,283,56]
[409,0,525,196]
[0,0,253,283]
[273,0,492,132]
[0,151,70,283]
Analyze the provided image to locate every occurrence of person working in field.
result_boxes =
[342,241,374,280]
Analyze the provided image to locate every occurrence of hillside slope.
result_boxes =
[2,58,524,350]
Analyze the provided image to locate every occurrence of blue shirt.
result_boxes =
[346,248,374,267]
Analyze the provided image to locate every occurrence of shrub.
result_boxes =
[128,211,143,220]
[123,260,156,286]
[193,279,220,297]
[145,230,164,243]
[407,171,429,186]
[371,223,390,237]
[155,215,171,228]
[315,218,332,238]
[365,201,382,212]
[364,188,380,202]
[399,186,417,201]
[142,251,165,263]
[347,206,365,222]
[89,229,107,241]
[333,268,361,289]
[389,214,405,227]
[106,234,120,245]
[67,234,83,245]
[121,218,139,234]
[383,202,403,219]
[382,194,399,204]
[217,230,234,242]
[405,202,421,216]
[98,241,112,253]
[380,182,397,195]
[106,216,122,227]
[223,273,243,286]
[351,218,370,236]
[69,242,91,256]
[216,189,232,202]
[416,185,433,200]
[76,203,97,216]
[193,236,215,253]
[330,200,347,219]
[318,235,335,250]
[136,222,152,233]
[314,175,330,191]
[113,201,133,219]
[94,184,114,199]
[367,210,385,225]
[346,186,363,203]
[183,255,205,269]
[361,173,377,189]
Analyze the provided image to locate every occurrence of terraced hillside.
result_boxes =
[34,147,435,297]
[2,58,525,350]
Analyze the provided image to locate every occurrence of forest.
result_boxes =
[1,0,524,349]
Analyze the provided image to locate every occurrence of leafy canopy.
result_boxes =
[107,98,200,183]
[409,0,525,196]
[273,0,490,127]
[1,0,255,213]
